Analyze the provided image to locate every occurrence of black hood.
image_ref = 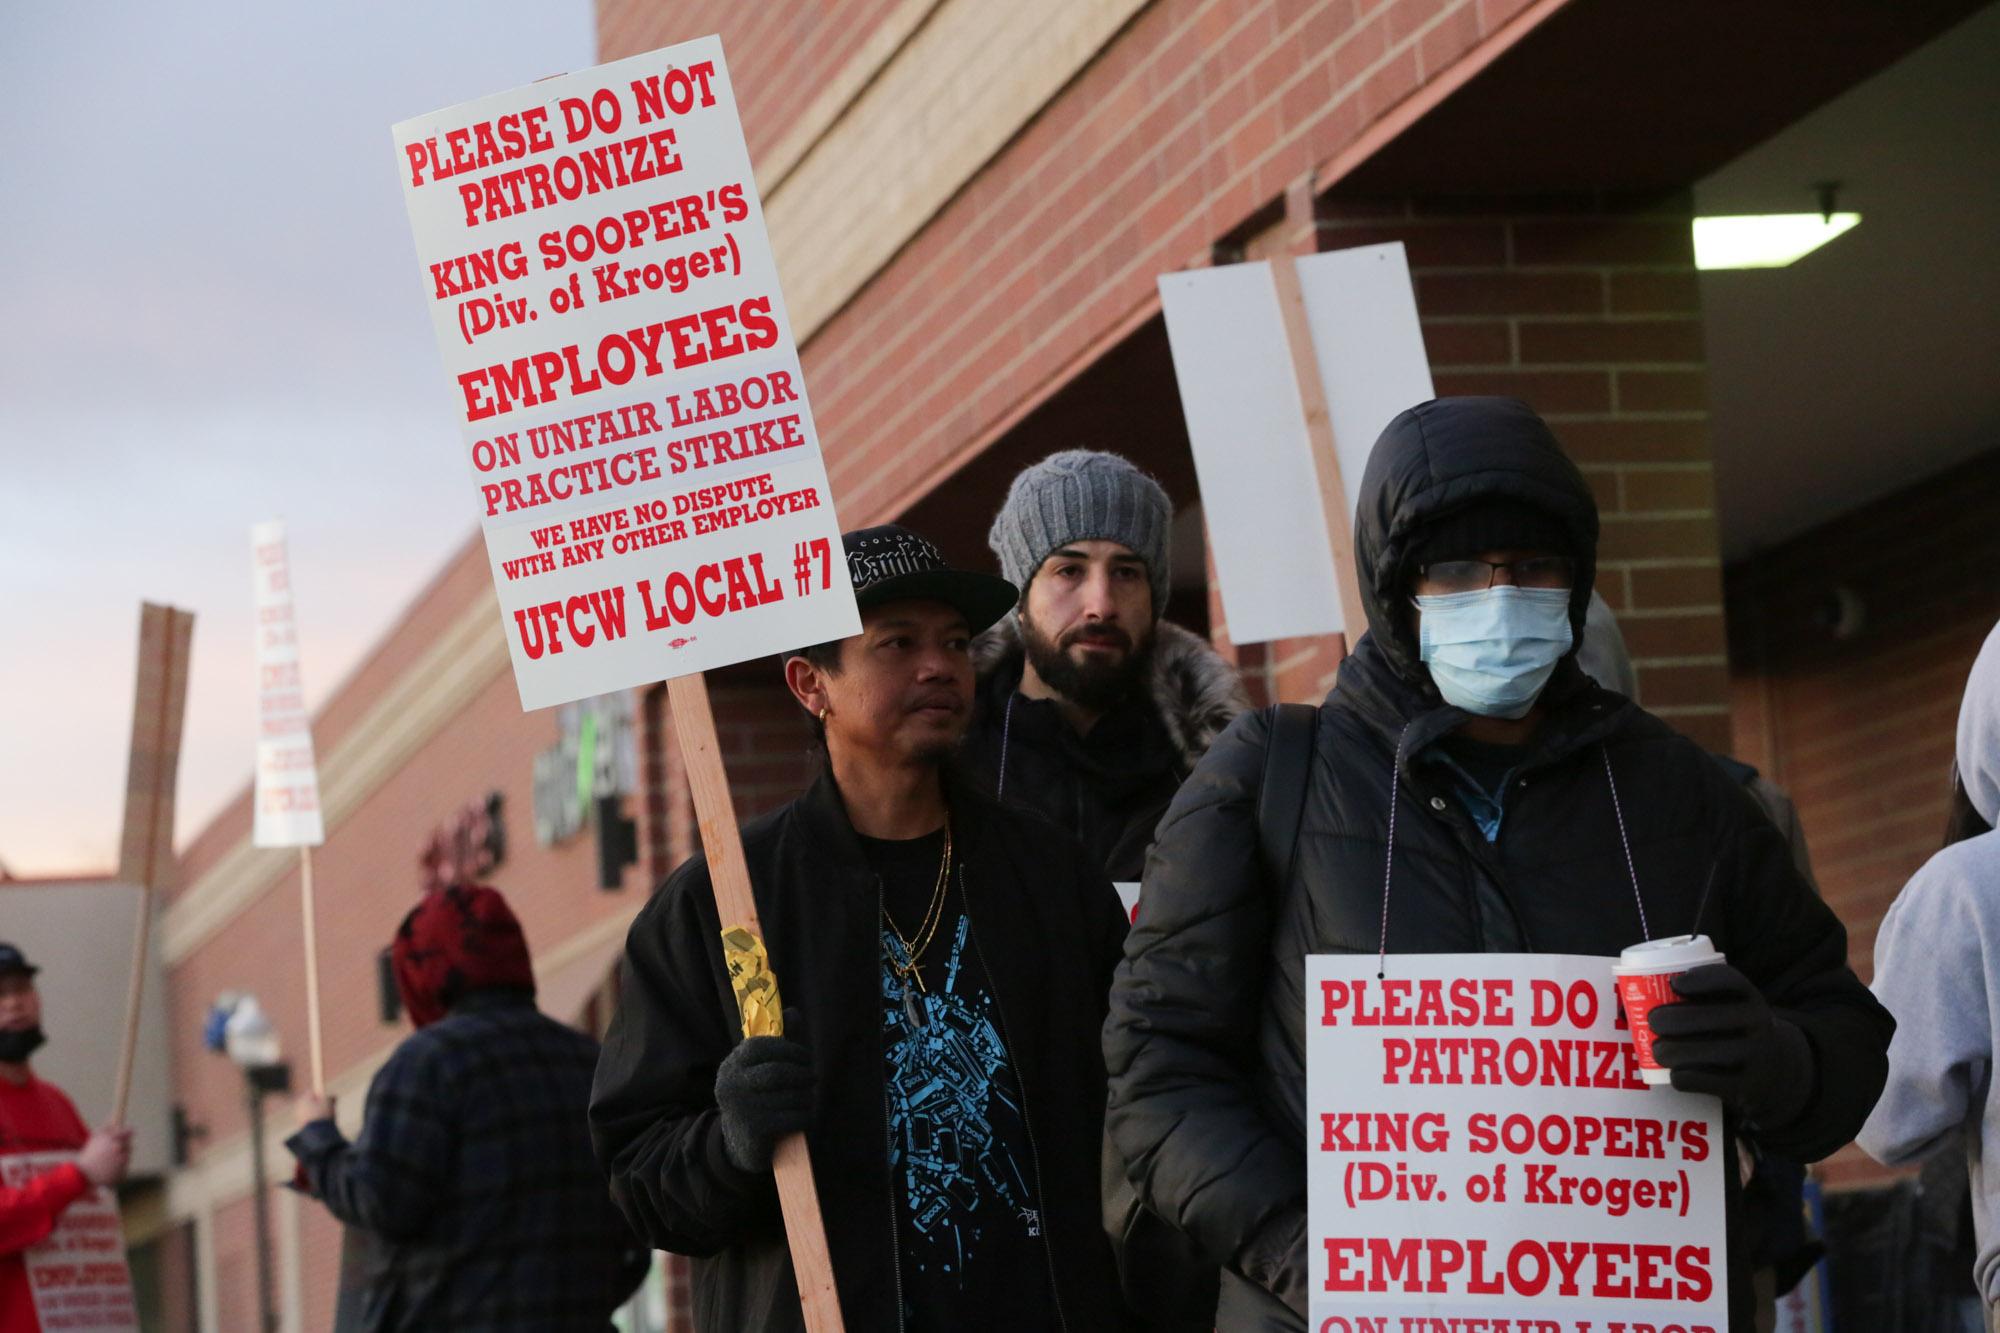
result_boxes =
[1353,396,1600,687]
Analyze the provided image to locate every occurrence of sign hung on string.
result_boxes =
[1306,953,1728,1333]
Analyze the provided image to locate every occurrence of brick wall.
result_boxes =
[1370,190,1728,751]
[600,0,1551,524]
[1728,446,2000,978]
[207,1194,260,1333]
[713,677,819,820]
[1209,187,1730,738]
[595,0,910,165]
[297,1201,343,1333]
[168,666,625,1151]
[1726,446,2000,1189]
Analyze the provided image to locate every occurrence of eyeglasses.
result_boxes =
[1417,556,1574,594]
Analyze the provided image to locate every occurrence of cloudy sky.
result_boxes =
[0,3,595,874]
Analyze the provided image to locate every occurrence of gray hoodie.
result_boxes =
[1860,617,2000,1308]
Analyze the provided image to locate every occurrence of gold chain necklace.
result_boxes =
[882,821,952,993]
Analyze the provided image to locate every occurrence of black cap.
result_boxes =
[840,525,1019,635]
[0,943,39,979]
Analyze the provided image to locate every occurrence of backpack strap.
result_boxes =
[1257,703,1318,888]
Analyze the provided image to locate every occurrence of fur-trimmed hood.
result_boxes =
[971,615,1251,769]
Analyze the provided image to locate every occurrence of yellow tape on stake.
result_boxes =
[721,925,783,1039]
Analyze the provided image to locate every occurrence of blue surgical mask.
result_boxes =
[1414,586,1574,718]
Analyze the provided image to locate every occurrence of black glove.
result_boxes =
[1648,963,1813,1128]
[714,1015,813,1174]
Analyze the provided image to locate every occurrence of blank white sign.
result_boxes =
[1158,243,1432,646]
[1160,264,1344,643]
[1296,243,1435,527]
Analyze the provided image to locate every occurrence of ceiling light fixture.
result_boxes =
[1693,183,1861,270]
[1693,213,1862,269]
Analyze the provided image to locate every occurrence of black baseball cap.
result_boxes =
[0,944,39,979]
[839,524,1018,635]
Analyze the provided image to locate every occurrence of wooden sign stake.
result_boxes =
[299,847,328,1097]
[109,890,150,1127]
[1269,250,1369,657]
[666,672,844,1331]
[111,602,194,1126]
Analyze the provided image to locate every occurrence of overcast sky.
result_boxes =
[0,3,595,875]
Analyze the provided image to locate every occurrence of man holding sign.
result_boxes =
[0,944,134,1332]
[592,525,1131,1332]
[286,887,647,1331]
[1104,397,1891,1330]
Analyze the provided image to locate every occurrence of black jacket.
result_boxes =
[964,618,1251,882]
[1103,397,1893,1330]
[590,770,1130,1332]
[287,991,649,1332]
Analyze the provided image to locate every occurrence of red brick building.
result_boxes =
[144,0,1997,1325]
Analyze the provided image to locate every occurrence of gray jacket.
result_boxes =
[1862,618,2000,1311]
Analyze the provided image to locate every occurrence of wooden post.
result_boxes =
[298,848,327,1097]
[1268,249,1368,654]
[112,602,194,1126]
[109,888,150,1127]
[666,673,843,1331]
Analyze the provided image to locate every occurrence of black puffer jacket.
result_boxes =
[591,770,1130,1332]
[1103,397,1892,1330]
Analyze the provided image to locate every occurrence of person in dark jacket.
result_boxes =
[968,450,1247,1331]
[1582,589,1830,1323]
[590,524,1130,1332]
[287,885,648,1332]
[1103,396,1893,1332]
[965,450,1250,886]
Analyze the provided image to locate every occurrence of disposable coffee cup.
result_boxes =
[1615,934,1724,1086]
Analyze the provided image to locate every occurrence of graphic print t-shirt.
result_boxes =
[860,830,1056,1331]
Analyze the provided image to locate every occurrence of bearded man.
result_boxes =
[964,450,1249,885]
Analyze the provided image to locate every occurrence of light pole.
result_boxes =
[206,994,290,1333]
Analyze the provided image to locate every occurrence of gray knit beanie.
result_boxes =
[987,450,1172,617]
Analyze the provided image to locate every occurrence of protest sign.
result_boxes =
[1114,881,1141,922]
[1306,954,1727,1333]
[393,35,858,711]
[1159,243,1432,645]
[394,38,853,1327]
[0,1153,139,1332]
[1294,244,1435,535]
[1159,262,1340,643]
[251,520,331,1095]
[251,521,324,849]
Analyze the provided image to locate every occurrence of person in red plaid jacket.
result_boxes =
[286,885,648,1331]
